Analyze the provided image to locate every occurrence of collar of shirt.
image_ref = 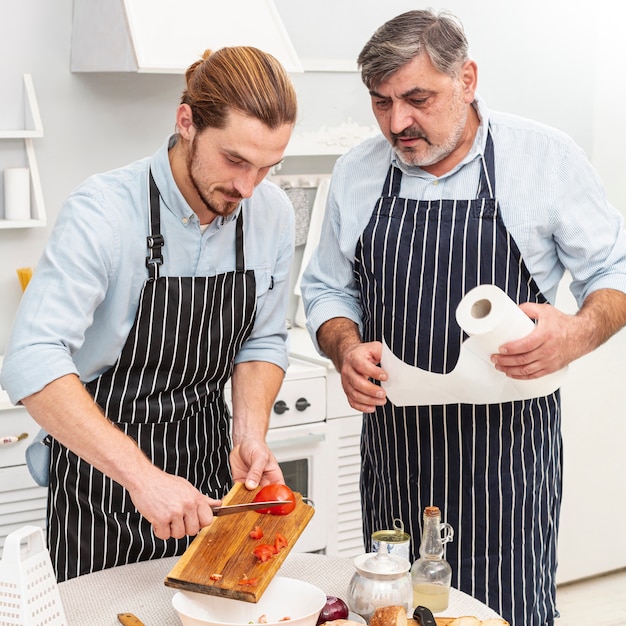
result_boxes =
[391,95,491,182]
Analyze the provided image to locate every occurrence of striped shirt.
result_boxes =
[301,96,626,351]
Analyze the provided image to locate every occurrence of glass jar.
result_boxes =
[347,540,413,622]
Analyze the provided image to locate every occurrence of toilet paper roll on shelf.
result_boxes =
[3,167,31,221]
[381,284,567,406]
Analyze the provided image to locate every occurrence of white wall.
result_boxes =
[1,0,625,582]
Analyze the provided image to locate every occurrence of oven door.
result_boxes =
[266,421,329,553]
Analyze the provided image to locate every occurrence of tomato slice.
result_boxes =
[274,532,288,552]
[249,525,264,540]
[253,543,276,562]
[253,484,296,515]
[238,576,259,586]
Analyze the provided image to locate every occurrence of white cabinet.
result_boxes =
[326,410,364,558]
[288,328,366,557]
[0,74,46,229]
[0,403,47,551]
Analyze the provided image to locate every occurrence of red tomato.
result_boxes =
[238,576,258,586]
[249,525,264,540]
[253,484,296,515]
[274,532,288,552]
[253,543,277,562]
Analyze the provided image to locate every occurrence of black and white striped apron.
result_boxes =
[47,171,257,582]
[355,132,562,626]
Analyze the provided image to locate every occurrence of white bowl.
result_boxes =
[172,576,327,626]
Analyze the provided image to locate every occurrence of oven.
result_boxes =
[224,357,330,553]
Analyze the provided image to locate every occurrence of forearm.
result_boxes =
[316,317,363,372]
[573,288,626,357]
[230,361,285,444]
[21,374,153,491]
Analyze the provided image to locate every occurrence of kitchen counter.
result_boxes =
[58,552,504,625]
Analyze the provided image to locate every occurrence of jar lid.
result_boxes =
[353,541,410,577]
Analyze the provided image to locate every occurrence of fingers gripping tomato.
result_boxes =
[253,484,296,515]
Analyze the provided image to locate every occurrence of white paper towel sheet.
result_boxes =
[381,284,567,406]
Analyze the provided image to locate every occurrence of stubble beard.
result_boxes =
[392,92,468,168]
[187,139,242,219]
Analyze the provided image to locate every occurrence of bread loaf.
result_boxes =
[370,606,407,626]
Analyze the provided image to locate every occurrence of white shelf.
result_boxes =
[0,74,46,229]
[284,119,379,157]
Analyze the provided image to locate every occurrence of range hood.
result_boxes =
[71,0,304,74]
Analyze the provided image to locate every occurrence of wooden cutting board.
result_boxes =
[164,482,314,602]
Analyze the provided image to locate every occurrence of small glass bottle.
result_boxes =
[410,506,454,612]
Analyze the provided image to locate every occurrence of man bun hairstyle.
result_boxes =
[181,46,297,131]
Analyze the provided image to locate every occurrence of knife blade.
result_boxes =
[211,500,287,516]
[117,613,145,626]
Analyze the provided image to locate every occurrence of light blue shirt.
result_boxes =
[1,135,295,404]
[301,97,626,352]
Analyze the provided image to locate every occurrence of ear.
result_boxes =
[176,104,195,140]
[460,59,478,103]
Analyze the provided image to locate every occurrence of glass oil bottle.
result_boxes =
[410,505,454,612]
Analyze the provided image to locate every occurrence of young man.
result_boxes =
[1,46,297,581]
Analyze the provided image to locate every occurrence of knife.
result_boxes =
[211,500,287,516]
[413,606,436,626]
[117,613,145,626]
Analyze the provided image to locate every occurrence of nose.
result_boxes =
[388,100,415,135]
[232,169,261,199]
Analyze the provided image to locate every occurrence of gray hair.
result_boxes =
[357,9,469,90]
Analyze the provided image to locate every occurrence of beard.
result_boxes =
[186,138,242,218]
[392,90,468,168]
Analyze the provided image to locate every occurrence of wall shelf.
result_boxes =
[0,74,46,229]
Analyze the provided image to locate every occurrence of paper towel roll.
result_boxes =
[3,167,31,221]
[382,284,567,406]
[455,284,535,363]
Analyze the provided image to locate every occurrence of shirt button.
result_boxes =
[182,217,189,225]
[433,180,440,186]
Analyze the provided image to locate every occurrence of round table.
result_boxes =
[58,552,503,625]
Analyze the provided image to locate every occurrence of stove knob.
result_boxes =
[295,397,311,412]
[273,400,289,415]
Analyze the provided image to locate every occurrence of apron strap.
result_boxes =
[382,163,403,197]
[235,210,245,272]
[477,126,496,199]
[146,169,164,280]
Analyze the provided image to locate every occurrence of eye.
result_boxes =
[374,99,392,110]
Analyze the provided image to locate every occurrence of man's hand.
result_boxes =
[490,302,577,379]
[128,466,221,540]
[230,437,284,490]
[338,341,388,412]
[492,289,626,379]
[317,317,388,413]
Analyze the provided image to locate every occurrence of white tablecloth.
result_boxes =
[58,552,503,625]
